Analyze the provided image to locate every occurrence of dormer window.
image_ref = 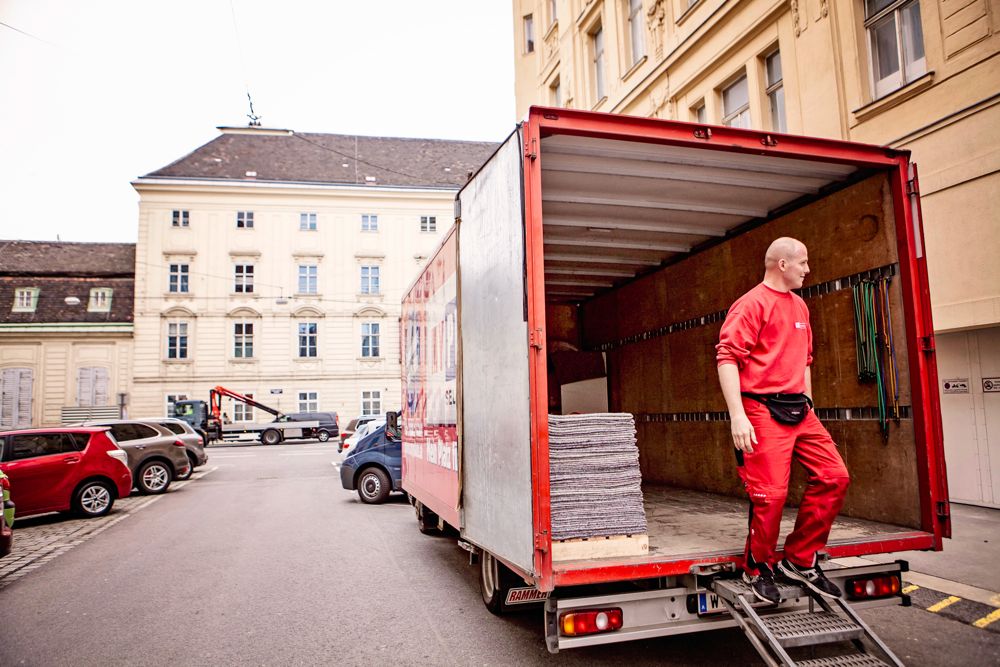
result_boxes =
[88,288,113,312]
[12,287,39,312]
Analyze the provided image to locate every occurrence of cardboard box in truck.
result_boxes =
[399,107,948,655]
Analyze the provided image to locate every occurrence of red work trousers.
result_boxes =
[738,398,850,574]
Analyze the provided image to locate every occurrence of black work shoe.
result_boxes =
[777,558,842,599]
[742,564,781,605]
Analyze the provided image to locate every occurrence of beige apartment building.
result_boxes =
[512,0,1000,506]
[131,127,494,424]
[0,241,134,427]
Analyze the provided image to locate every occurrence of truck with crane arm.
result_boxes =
[173,386,319,445]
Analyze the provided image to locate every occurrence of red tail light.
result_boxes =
[173,440,186,447]
[0,476,9,490]
[560,608,623,636]
[847,575,901,600]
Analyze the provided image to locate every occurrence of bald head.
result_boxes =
[762,237,810,292]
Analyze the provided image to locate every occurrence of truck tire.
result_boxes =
[261,429,282,446]
[317,429,331,442]
[480,551,522,615]
[357,467,391,504]
[415,502,441,535]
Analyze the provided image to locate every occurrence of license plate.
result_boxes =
[505,587,549,605]
[697,592,725,615]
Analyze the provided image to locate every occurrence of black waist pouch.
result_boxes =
[742,392,813,425]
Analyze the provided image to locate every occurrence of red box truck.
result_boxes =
[399,107,948,661]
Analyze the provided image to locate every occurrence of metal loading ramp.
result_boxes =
[711,579,904,667]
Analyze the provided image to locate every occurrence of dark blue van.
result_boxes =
[339,424,401,504]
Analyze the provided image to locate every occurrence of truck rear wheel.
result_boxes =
[260,429,282,446]
[415,502,441,535]
[480,551,521,615]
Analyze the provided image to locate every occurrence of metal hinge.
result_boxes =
[760,134,778,147]
[525,138,537,160]
[693,127,712,140]
[907,177,920,197]
[937,500,950,521]
[920,334,935,353]
[535,530,549,554]
[529,327,544,349]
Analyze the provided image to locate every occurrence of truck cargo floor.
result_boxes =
[641,485,912,559]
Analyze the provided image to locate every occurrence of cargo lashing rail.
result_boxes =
[712,578,905,667]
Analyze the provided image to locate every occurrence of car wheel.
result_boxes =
[357,468,391,504]
[176,453,196,481]
[261,429,281,446]
[480,551,521,615]
[317,429,330,442]
[73,480,115,518]
[416,502,441,535]
[137,460,172,494]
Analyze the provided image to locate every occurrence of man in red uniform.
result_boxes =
[716,237,849,604]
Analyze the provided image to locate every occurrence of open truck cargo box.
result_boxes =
[401,107,948,598]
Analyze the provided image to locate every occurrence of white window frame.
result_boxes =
[77,367,109,407]
[237,211,254,229]
[865,0,926,99]
[234,321,254,359]
[549,0,557,26]
[233,392,254,422]
[524,14,535,53]
[420,215,437,232]
[299,212,317,231]
[0,367,33,429]
[721,73,751,129]
[592,25,606,102]
[87,287,113,312]
[551,77,562,107]
[166,320,189,360]
[168,263,190,293]
[298,322,318,358]
[361,390,381,417]
[172,210,189,227]
[298,264,318,294]
[764,50,786,133]
[298,391,319,413]
[627,0,645,67]
[166,393,189,417]
[234,264,254,294]
[361,322,381,358]
[361,213,378,232]
[12,287,39,312]
[360,265,380,295]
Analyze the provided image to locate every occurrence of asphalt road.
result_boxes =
[0,441,997,666]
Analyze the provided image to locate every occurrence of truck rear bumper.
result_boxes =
[544,561,907,653]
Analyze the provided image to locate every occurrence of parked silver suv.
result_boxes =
[81,420,190,494]
[140,417,208,480]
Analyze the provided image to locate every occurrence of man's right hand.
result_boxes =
[731,413,758,453]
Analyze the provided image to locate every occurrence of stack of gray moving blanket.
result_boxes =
[548,412,647,541]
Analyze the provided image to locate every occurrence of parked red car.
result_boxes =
[0,427,132,518]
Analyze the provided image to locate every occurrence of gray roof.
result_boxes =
[144,129,499,189]
[0,241,135,277]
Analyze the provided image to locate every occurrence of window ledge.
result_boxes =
[294,357,320,362]
[544,19,558,40]
[852,72,934,123]
[294,293,322,298]
[230,358,257,363]
[677,1,700,26]
[163,359,193,365]
[357,293,384,299]
[591,96,608,111]
[163,292,193,298]
[230,292,260,298]
[622,55,647,82]
[358,357,385,364]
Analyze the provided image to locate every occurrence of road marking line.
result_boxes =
[902,584,920,594]
[973,607,1000,629]
[209,454,256,459]
[927,596,962,613]
[277,452,324,456]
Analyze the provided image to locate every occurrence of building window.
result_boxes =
[362,214,378,232]
[77,367,109,407]
[524,14,535,53]
[549,0,557,25]
[172,210,189,227]
[12,287,39,312]
[167,321,189,359]
[0,368,33,428]
[168,263,189,293]
[420,215,437,232]
[233,393,254,422]
[693,101,707,123]
[627,0,645,67]
[298,264,318,294]
[166,394,189,417]
[234,264,254,293]
[237,211,254,228]
[87,288,113,312]
[234,322,254,358]
[765,50,786,132]
[298,391,318,412]
[361,390,381,416]
[722,74,751,128]
[298,322,318,358]
[865,0,925,98]
[592,25,606,102]
[362,322,380,358]
[551,77,562,107]
[360,265,380,295]
[300,212,317,231]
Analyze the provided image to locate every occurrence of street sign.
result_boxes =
[942,378,969,394]
[270,389,283,395]
[983,378,1000,393]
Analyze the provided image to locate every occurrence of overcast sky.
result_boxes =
[0,0,516,243]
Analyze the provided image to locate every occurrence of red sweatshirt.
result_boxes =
[716,283,813,395]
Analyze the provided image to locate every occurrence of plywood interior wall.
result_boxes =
[561,173,921,528]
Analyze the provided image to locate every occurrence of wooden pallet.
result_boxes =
[551,533,649,561]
